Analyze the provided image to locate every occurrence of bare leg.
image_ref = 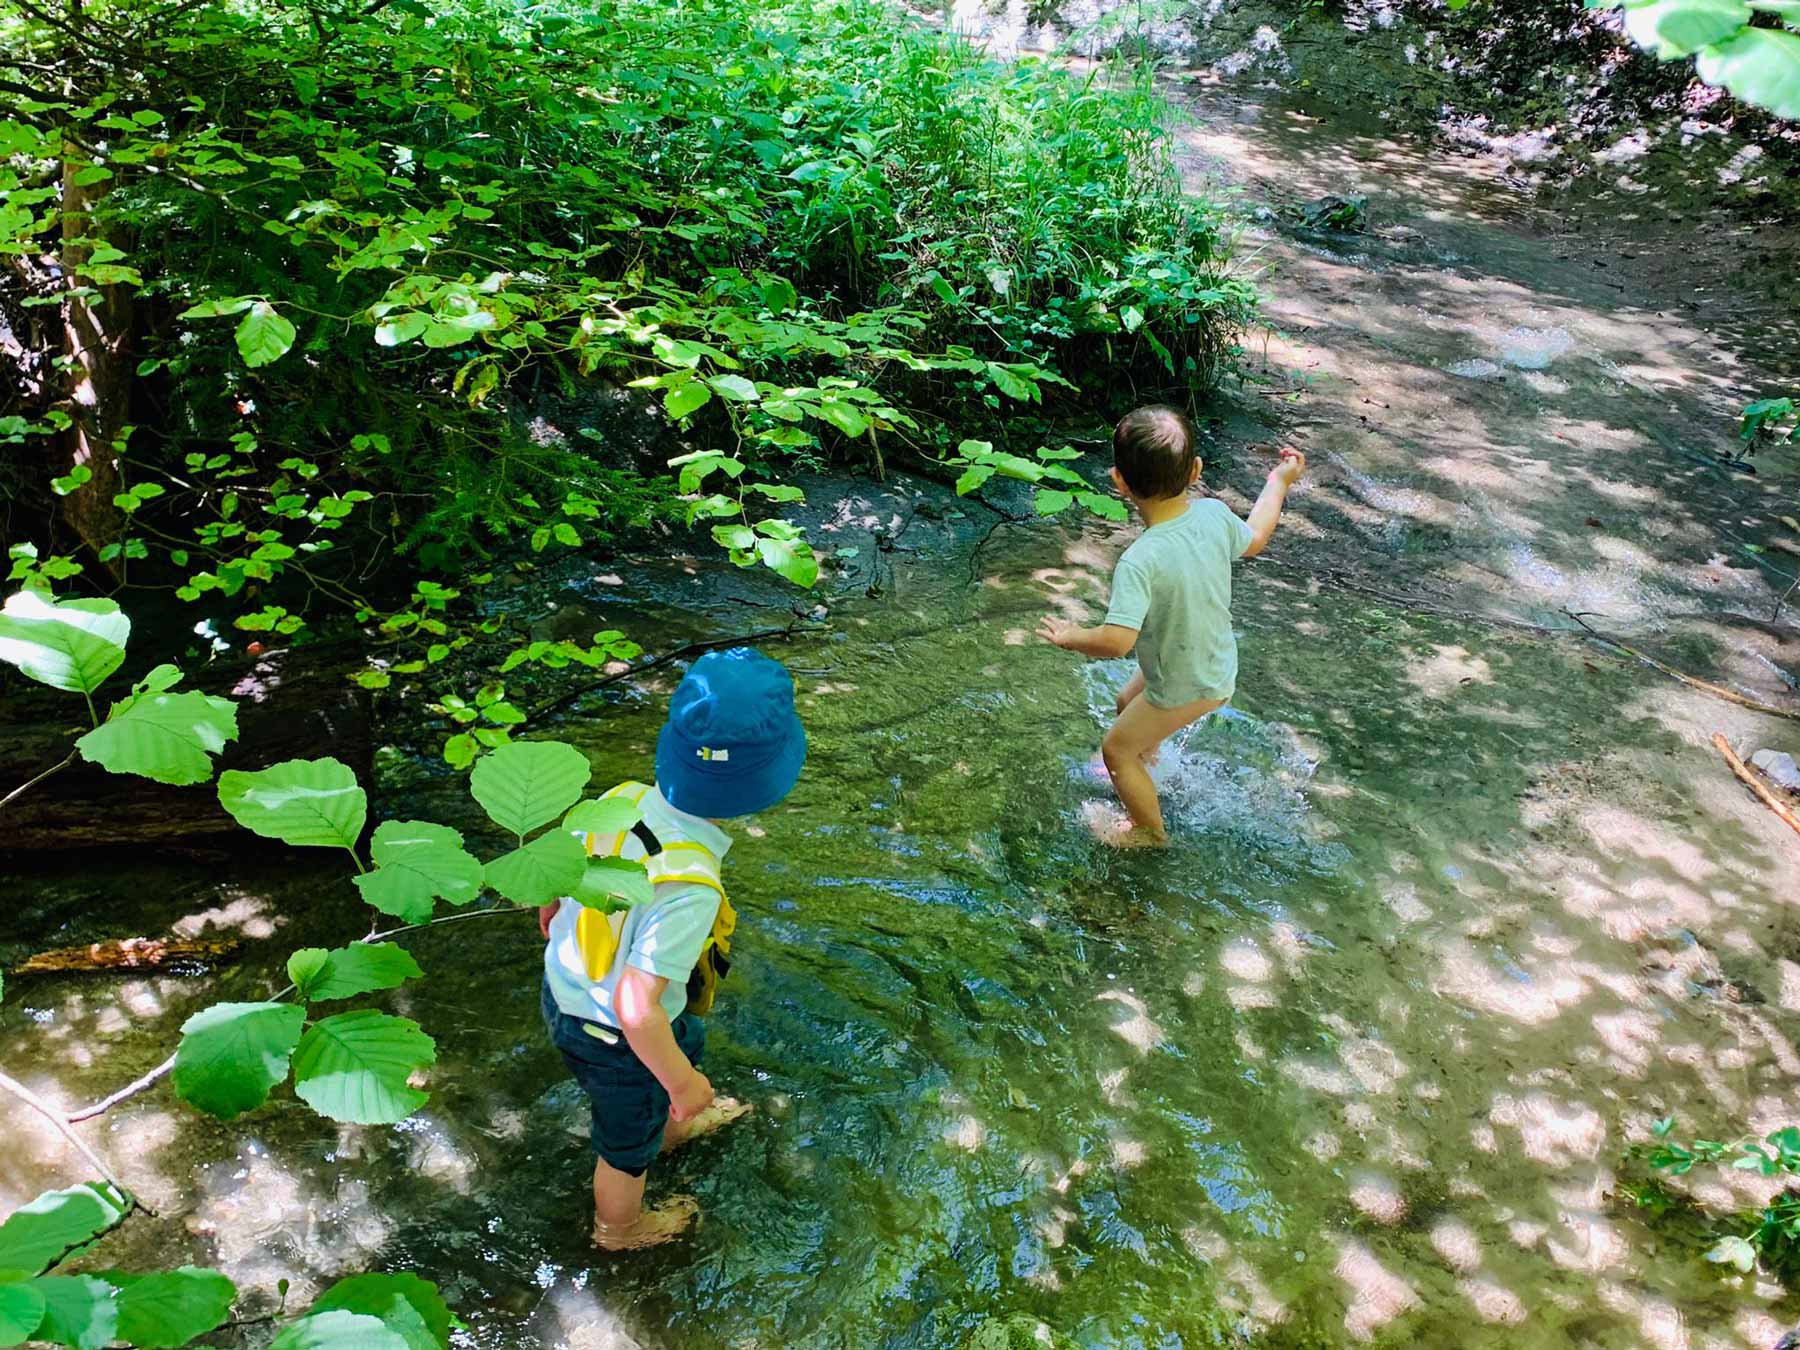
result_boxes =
[1101,692,1224,841]
[592,1156,697,1251]
[1115,667,1146,716]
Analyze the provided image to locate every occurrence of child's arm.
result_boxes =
[616,964,714,1120]
[1242,447,1305,558]
[1038,616,1138,658]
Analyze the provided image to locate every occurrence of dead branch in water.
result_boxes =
[12,937,242,977]
[1567,614,1800,724]
[1714,734,1800,843]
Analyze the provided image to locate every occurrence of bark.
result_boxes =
[11,936,242,976]
[57,138,130,571]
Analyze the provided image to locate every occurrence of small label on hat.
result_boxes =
[698,746,729,761]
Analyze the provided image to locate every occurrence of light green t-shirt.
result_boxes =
[1103,497,1255,708]
[543,787,729,1027]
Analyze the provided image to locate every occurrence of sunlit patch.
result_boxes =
[1429,1217,1482,1272]
[1098,1068,1131,1108]
[1181,970,1206,997]
[1220,938,1271,982]
[1228,985,1278,1011]
[1405,644,1493,698]
[1348,1173,1406,1225]
[1234,1029,1266,1063]
[944,1115,985,1151]
[1334,1240,1418,1341]
[1097,988,1164,1054]
[1596,1280,1686,1349]
[1459,1275,1526,1325]
[172,894,280,941]
[1546,1209,1629,1273]
[1381,882,1432,923]
[1110,1137,1146,1169]
[1489,1093,1604,1167]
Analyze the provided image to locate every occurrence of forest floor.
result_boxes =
[5,25,1800,1350]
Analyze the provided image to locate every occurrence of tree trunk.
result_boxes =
[57,139,129,572]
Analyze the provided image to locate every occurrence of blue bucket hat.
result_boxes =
[655,648,807,819]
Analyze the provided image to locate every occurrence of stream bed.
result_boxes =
[6,40,1800,1350]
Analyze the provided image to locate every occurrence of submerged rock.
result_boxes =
[1752,749,1800,792]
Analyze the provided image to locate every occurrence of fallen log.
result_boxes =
[0,647,371,852]
[11,936,242,977]
[1714,733,1800,844]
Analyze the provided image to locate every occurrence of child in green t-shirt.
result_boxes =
[1039,406,1304,846]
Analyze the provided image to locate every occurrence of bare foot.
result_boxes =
[593,1195,700,1251]
[1081,801,1168,849]
[664,1096,753,1152]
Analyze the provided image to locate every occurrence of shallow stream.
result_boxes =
[7,34,1800,1350]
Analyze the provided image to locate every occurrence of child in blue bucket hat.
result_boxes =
[539,647,805,1249]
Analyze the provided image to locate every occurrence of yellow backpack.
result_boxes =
[572,781,737,1016]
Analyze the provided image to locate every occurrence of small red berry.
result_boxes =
[246,641,265,655]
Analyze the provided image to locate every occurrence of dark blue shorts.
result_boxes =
[540,979,706,1176]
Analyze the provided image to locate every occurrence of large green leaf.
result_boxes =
[172,1001,307,1120]
[757,535,819,587]
[351,821,484,921]
[287,943,423,1003]
[291,1011,436,1125]
[0,1185,128,1279]
[0,1282,45,1347]
[30,1276,115,1350]
[1696,26,1800,117]
[218,758,367,849]
[1623,0,1749,55]
[572,857,656,912]
[0,591,128,695]
[105,1268,236,1349]
[235,302,296,368]
[483,830,587,905]
[75,678,239,786]
[469,741,591,836]
[563,797,643,837]
[309,1273,451,1350]
[269,1310,410,1350]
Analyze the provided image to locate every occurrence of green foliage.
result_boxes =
[948,440,1128,521]
[0,592,128,697]
[307,1273,452,1350]
[1588,0,1800,116]
[0,1186,237,1350]
[74,668,239,786]
[217,759,368,852]
[353,822,485,922]
[291,1011,435,1125]
[287,944,424,1003]
[171,1002,308,1120]
[469,741,592,839]
[0,1184,129,1279]
[1631,1116,1800,1282]
[104,1270,238,1349]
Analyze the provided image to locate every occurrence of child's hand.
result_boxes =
[1271,446,1306,486]
[1037,616,1077,648]
[669,1070,716,1122]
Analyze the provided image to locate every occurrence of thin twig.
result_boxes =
[1713,733,1800,843]
[0,1069,131,1197]
[0,750,77,813]
[1566,613,1800,724]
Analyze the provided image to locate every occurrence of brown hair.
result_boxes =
[1112,405,1197,500]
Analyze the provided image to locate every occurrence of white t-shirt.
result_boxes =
[543,787,730,1027]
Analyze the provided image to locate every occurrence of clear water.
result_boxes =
[8,33,1800,1350]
